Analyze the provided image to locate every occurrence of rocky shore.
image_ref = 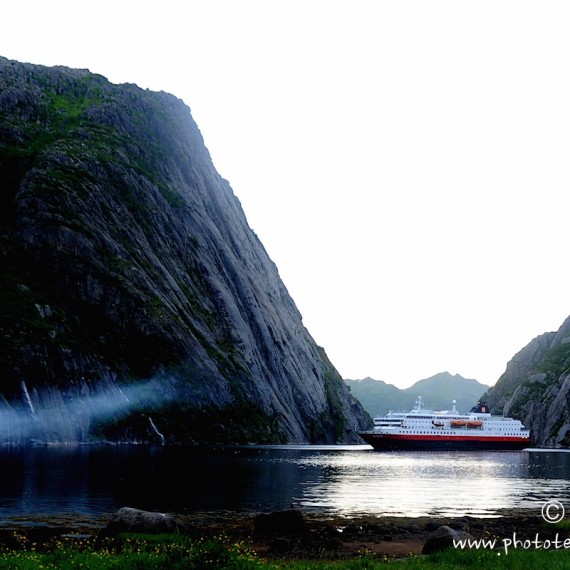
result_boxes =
[184,509,570,559]
[0,507,567,561]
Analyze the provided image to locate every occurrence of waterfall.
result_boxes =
[147,416,165,445]
[20,381,35,415]
[117,386,130,402]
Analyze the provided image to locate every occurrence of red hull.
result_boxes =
[359,432,531,451]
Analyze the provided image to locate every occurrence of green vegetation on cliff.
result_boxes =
[0,57,370,445]
[482,316,570,447]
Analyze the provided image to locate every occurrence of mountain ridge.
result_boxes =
[345,372,490,418]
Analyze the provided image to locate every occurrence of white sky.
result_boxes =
[2,1,569,388]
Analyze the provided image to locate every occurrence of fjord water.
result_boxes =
[0,445,569,521]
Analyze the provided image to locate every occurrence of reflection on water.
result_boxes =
[295,450,570,517]
[0,445,569,520]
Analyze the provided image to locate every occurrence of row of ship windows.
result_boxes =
[382,420,512,427]
[391,430,522,436]
[380,420,512,428]
[383,416,509,420]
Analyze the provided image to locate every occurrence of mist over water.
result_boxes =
[0,378,173,444]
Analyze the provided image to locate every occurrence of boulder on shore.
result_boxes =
[102,507,186,536]
[253,509,307,536]
[422,525,475,554]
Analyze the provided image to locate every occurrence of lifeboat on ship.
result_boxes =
[467,420,483,428]
[450,420,467,428]
[432,421,445,428]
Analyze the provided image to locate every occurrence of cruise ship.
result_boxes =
[358,396,531,450]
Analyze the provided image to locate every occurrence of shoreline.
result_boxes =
[0,507,564,560]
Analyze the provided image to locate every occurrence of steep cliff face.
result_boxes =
[0,57,371,444]
[482,316,570,447]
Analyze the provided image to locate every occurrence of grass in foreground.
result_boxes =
[0,532,569,569]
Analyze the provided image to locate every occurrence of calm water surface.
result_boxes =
[0,445,569,521]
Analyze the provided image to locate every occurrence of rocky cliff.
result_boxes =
[481,316,570,447]
[0,57,371,445]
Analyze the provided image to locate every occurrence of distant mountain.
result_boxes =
[344,372,490,417]
[343,379,403,418]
